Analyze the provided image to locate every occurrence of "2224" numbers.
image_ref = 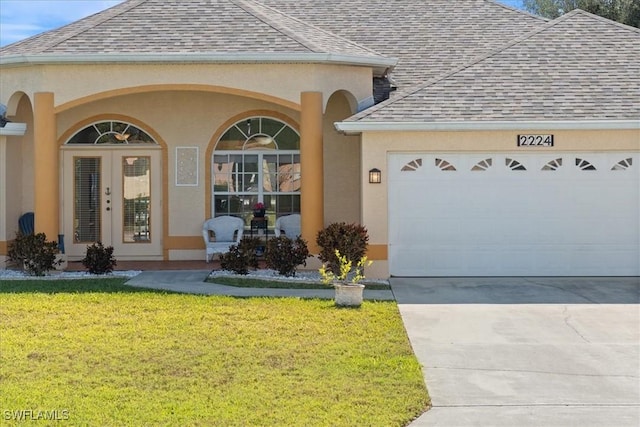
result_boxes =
[517,134,554,147]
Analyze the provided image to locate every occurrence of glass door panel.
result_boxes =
[111,151,162,257]
[63,149,162,260]
[73,157,102,243]
[122,156,151,243]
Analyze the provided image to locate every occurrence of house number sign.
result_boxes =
[517,134,554,147]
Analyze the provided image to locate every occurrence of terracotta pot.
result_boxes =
[334,283,365,307]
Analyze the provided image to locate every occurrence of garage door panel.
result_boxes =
[389,152,639,276]
[389,246,442,276]
[602,249,640,275]
[392,244,638,277]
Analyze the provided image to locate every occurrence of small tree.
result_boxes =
[265,236,309,277]
[82,242,117,275]
[316,222,369,275]
[219,237,260,275]
[319,249,372,285]
[523,0,639,27]
[7,232,61,276]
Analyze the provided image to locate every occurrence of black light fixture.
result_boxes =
[369,168,381,184]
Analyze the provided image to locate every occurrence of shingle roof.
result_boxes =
[0,0,386,60]
[347,10,640,123]
[260,0,547,86]
[4,2,633,123]
[1,0,545,88]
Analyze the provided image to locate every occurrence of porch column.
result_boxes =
[33,92,59,240]
[300,91,324,253]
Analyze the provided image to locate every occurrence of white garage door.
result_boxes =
[389,153,639,276]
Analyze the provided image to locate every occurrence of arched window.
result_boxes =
[213,117,300,225]
[67,121,156,145]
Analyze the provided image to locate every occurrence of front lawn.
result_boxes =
[0,279,429,426]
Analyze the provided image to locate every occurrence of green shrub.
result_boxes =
[219,237,260,275]
[265,236,310,277]
[316,222,369,275]
[7,232,61,276]
[82,242,117,275]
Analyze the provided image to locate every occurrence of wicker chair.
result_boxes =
[274,214,301,239]
[202,216,244,262]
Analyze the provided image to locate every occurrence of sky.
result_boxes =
[0,0,525,48]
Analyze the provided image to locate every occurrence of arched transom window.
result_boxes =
[67,121,156,144]
[213,117,300,225]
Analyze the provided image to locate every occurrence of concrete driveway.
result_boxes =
[391,277,640,427]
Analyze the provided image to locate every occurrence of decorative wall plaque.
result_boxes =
[176,147,199,186]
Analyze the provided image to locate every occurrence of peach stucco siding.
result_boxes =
[323,92,361,225]
[1,63,373,115]
[360,128,640,277]
[2,60,637,278]
[0,60,370,264]
[58,91,301,238]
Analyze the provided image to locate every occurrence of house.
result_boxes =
[1,0,638,277]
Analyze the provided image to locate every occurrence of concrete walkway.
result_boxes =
[125,270,394,300]
[392,277,640,427]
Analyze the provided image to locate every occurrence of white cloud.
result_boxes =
[0,0,124,46]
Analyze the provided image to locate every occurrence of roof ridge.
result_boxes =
[351,7,602,121]
[28,0,147,54]
[235,0,385,57]
[230,0,313,52]
[567,8,640,34]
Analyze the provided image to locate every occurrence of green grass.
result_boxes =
[0,279,429,426]
[208,276,391,290]
[0,278,172,294]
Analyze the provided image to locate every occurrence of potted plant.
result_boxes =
[253,202,266,218]
[319,249,372,307]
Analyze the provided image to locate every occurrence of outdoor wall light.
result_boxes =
[369,168,382,184]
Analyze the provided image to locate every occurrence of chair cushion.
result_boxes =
[213,226,235,242]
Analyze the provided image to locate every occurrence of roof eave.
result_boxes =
[335,120,640,134]
[0,52,398,75]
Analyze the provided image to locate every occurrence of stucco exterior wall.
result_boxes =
[1,63,373,114]
[16,98,33,215]
[6,135,23,235]
[0,135,24,262]
[0,137,7,246]
[323,92,361,225]
[57,91,301,244]
[360,128,640,277]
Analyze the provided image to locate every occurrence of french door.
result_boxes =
[62,148,162,260]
